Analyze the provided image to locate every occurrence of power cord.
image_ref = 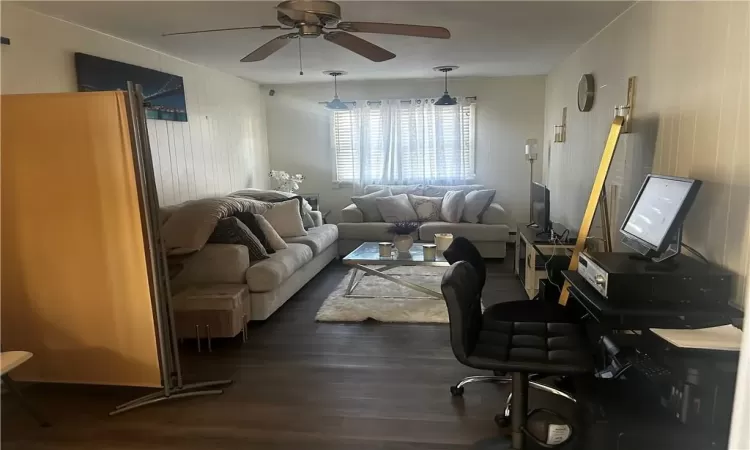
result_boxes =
[544,237,563,293]
[682,242,710,264]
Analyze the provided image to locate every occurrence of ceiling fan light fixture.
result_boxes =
[323,70,350,110]
[433,65,459,107]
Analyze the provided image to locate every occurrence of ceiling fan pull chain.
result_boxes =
[298,37,303,76]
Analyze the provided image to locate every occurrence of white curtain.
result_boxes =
[349,98,475,189]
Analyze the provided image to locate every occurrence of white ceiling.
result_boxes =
[20,1,632,84]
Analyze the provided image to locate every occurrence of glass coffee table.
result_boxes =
[342,242,450,299]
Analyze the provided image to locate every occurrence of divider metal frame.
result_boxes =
[110,83,232,416]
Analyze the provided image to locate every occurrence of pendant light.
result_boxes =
[433,65,459,106]
[323,70,349,110]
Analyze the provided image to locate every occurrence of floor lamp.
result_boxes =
[525,139,538,223]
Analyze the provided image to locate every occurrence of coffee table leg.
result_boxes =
[354,264,443,299]
[345,268,360,295]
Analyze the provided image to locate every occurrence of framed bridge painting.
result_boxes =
[74,52,188,122]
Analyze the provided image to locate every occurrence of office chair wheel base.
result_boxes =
[494,413,510,429]
[450,385,464,396]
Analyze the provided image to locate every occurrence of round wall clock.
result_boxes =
[578,73,595,112]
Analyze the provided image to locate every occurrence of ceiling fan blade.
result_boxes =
[240,33,298,62]
[323,31,395,62]
[163,25,283,37]
[337,22,450,39]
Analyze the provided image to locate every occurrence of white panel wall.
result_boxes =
[0,4,270,205]
[542,4,749,443]
[543,1,749,307]
[264,76,546,224]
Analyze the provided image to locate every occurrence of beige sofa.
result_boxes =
[170,211,338,320]
[337,185,511,258]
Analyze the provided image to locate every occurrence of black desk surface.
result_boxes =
[562,270,740,328]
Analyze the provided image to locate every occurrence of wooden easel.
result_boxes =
[559,116,624,306]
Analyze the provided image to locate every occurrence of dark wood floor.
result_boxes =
[2,250,578,450]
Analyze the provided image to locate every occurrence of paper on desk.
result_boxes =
[650,325,742,351]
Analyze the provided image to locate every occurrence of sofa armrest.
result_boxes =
[309,210,324,227]
[481,203,510,225]
[340,203,364,223]
[170,244,249,291]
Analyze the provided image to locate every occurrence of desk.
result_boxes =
[514,225,575,299]
[561,270,740,329]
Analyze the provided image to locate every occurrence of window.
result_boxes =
[332,100,475,185]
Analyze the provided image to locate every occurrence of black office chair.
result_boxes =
[441,262,593,449]
[443,237,576,396]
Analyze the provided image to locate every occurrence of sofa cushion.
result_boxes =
[376,194,419,223]
[419,222,510,242]
[481,203,510,225]
[254,214,288,250]
[245,243,313,292]
[441,190,466,223]
[208,217,269,262]
[284,224,338,255]
[352,188,392,222]
[462,189,497,223]
[423,184,485,197]
[365,184,423,196]
[234,211,274,253]
[408,194,443,222]
[263,198,307,238]
[340,203,364,223]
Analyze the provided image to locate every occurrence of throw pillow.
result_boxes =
[408,194,443,222]
[254,214,288,251]
[375,193,419,223]
[265,196,314,229]
[262,198,308,238]
[233,211,274,253]
[351,188,392,222]
[441,190,466,223]
[462,189,497,224]
[207,217,269,262]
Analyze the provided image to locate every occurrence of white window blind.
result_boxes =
[332,100,476,184]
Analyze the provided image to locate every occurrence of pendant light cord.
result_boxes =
[333,74,339,99]
[443,70,449,94]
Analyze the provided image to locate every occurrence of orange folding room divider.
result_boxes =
[1,92,161,387]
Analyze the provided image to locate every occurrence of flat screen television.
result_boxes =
[531,182,551,233]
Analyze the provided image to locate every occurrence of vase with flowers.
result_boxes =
[389,221,419,253]
[269,170,305,193]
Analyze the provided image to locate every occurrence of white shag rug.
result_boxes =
[315,266,449,323]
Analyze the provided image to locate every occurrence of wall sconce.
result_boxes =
[614,76,636,133]
[554,107,567,143]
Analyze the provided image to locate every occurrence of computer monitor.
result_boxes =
[620,174,702,262]
[531,182,551,233]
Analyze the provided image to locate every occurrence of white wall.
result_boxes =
[264,76,546,224]
[542,4,749,445]
[0,4,270,206]
[543,1,749,306]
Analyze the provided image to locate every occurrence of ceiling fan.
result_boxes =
[163,0,450,63]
